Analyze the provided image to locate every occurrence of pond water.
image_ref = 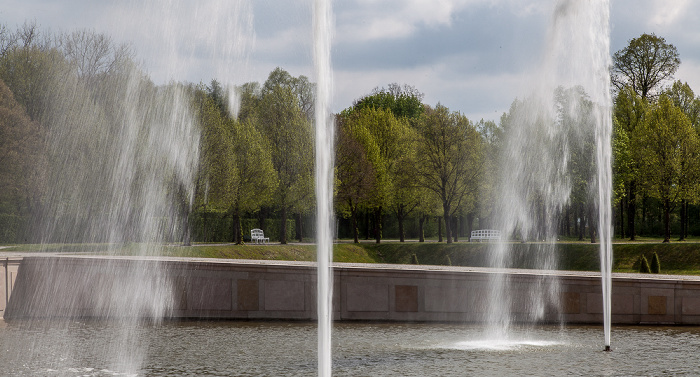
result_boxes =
[1,320,699,376]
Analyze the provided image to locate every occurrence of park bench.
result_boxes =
[250,228,269,244]
[469,229,501,242]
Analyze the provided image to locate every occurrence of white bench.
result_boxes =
[470,229,501,242]
[250,228,269,244]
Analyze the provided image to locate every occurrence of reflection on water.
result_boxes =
[1,320,700,376]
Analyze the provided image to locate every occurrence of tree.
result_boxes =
[0,78,44,241]
[612,33,680,240]
[559,87,597,243]
[666,80,700,128]
[612,33,681,100]
[476,118,503,231]
[334,119,376,243]
[390,138,422,242]
[665,81,700,239]
[634,95,700,242]
[350,83,425,242]
[353,83,424,122]
[228,118,278,244]
[262,67,315,121]
[60,29,133,88]
[257,69,314,244]
[236,81,261,123]
[413,104,483,243]
[613,86,649,240]
[341,106,412,243]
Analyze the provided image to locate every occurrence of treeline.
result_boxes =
[612,34,700,243]
[0,23,199,244]
[1,23,699,244]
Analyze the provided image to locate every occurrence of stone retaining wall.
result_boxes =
[0,258,21,318]
[5,256,700,324]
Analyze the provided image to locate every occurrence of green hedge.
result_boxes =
[191,211,295,242]
[0,214,27,243]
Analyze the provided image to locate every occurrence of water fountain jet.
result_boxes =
[487,0,613,349]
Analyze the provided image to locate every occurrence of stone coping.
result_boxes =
[6,252,700,283]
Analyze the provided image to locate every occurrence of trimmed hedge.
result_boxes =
[191,211,296,242]
[0,214,27,243]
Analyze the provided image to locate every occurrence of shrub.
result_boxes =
[411,253,419,265]
[639,255,651,273]
[446,254,452,266]
[650,252,661,274]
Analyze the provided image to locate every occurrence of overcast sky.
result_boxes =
[2,0,699,122]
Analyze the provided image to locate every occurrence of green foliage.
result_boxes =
[666,80,700,128]
[411,253,419,265]
[0,214,27,243]
[634,95,700,241]
[413,104,483,243]
[352,83,424,122]
[0,77,43,225]
[639,255,651,273]
[651,252,661,273]
[191,211,295,243]
[612,33,681,99]
[339,106,414,230]
[256,68,314,243]
[194,88,236,210]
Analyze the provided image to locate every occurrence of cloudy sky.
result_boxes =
[2,0,699,122]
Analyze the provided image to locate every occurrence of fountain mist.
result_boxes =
[27,0,255,373]
[314,0,335,374]
[487,0,612,347]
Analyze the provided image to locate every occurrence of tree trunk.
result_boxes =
[684,200,690,239]
[397,207,405,242]
[234,210,243,245]
[466,213,474,239]
[642,194,648,233]
[183,207,192,246]
[230,206,241,244]
[364,210,370,240]
[258,207,267,229]
[443,202,453,244]
[627,180,636,240]
[351,205,359,243]
[453,216,459,242]
[578,204,584,241]
[296,213,303,242]
[683,200,690,239]
[619,198,625,239]
[588,203,596,244]
[280,206,288,244]
[202,204,208,243]
[679,199,687,241]
[374,207,382,244]
[663,198,671,243]
[438,216,443,242]
[418,216,425,242]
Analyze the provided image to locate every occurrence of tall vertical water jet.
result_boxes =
[487,0,612,348]
[313,0,334,374]
[591,4,613,352]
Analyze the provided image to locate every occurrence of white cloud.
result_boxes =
[675,59,700,95]
[336,0,477,43]
[333,53,529,122]
[649,0,690,27]
[4,0,700,119]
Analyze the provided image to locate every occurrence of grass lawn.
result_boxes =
[4,238,700,275]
